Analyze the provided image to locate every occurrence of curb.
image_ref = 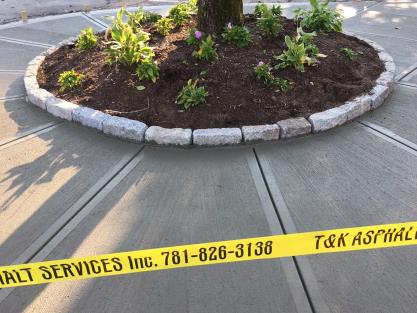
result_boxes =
[24,33,395,146]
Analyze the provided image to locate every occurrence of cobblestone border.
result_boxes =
[24,34,395,146]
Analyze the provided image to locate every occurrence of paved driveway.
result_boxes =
[0,2,417,312]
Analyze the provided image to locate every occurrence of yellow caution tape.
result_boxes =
[1,221,417,288]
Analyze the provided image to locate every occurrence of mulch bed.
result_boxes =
[38,16,384,129]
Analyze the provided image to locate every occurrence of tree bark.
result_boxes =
[197,0,244,34]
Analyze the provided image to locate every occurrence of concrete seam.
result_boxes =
[0,36,51,48]
[253,148,332,313]
[80,13,108,30]
[246,149,314,313]
[396,81,417,89]
[0,94,25,101]
[358,121,417,155]
[0,122,63,150]
[395,62,417,81]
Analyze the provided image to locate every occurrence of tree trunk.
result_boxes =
[197,0,244,34]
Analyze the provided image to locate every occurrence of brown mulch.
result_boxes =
[38,16,384,129]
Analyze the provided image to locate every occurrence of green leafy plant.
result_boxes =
[156,17,175,36]
[168,3,192,26]
[256,9,283,37]
[186,28,203,45]
[222,24,252,48]
[76,27,98,51]
[126,8,162,31]
[136,60,160,83]
[106,8,154,66]
[143,11,162,23]
[187,0,199,14]
[274,28,325,72]
[271,4,283,17]
[294,0,343,32]
[341,47,358,60]
[192,35,217,61]
[58,70,84,91]
[297,27,320,56]
[254,3,269,17]
[254,62,289,91]
[176,79,207,109]
[255,4,282,17]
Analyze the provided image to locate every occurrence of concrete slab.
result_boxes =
[350,32,417,75]
[0,98,56,141]
[362,84,417,144]
[0,123,139,266]
[344,10,417,40]
[90,7,171,26]
[0,73,25,99]
[256,124,417,313]
[91,1,373,25]
[0,41,45,70]
[0,16,103,45]
[366,2,417,18]
[0,147,302,313]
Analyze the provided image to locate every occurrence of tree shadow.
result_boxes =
[0,147,298,313]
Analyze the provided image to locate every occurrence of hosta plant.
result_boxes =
[156,17,175,36]
[222,23,252,48]
[136,61,160,83]
[192,35,217,61]
[126,8,161,31]
[274,28,325,72]
[58,70,84,92]
[168,3,192,26]
[76,27,97,51]
[294,0,343,32]
[176,79,208,109]
[106,9,154,66]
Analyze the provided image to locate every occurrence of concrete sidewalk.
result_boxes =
[1,1,417,312]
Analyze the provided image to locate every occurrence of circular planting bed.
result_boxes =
[24,4,395,146]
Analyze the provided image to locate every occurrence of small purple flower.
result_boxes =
[227,22,232,30]
[257,61,265,67]
[194,30,202,40]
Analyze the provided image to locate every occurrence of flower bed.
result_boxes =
[25,3,395,146]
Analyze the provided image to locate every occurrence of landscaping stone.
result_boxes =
[376,71,395,89]
[103,116,148,143]
[24,75,39,90]
[57,37,77,47]
[384,61,396,74]
[145,126,192,146]
[45,96,79,121]
[72,107,111,131]
[41,46,59,56]
[242,125,279,142]
[26,88,53,110]
[193,128,242,146]
[308,107,348,133]
[339,95,371,121]
[26,56,45,77]
[277,117,311,139]
[378,51,394,64]
[369,84,390,110]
